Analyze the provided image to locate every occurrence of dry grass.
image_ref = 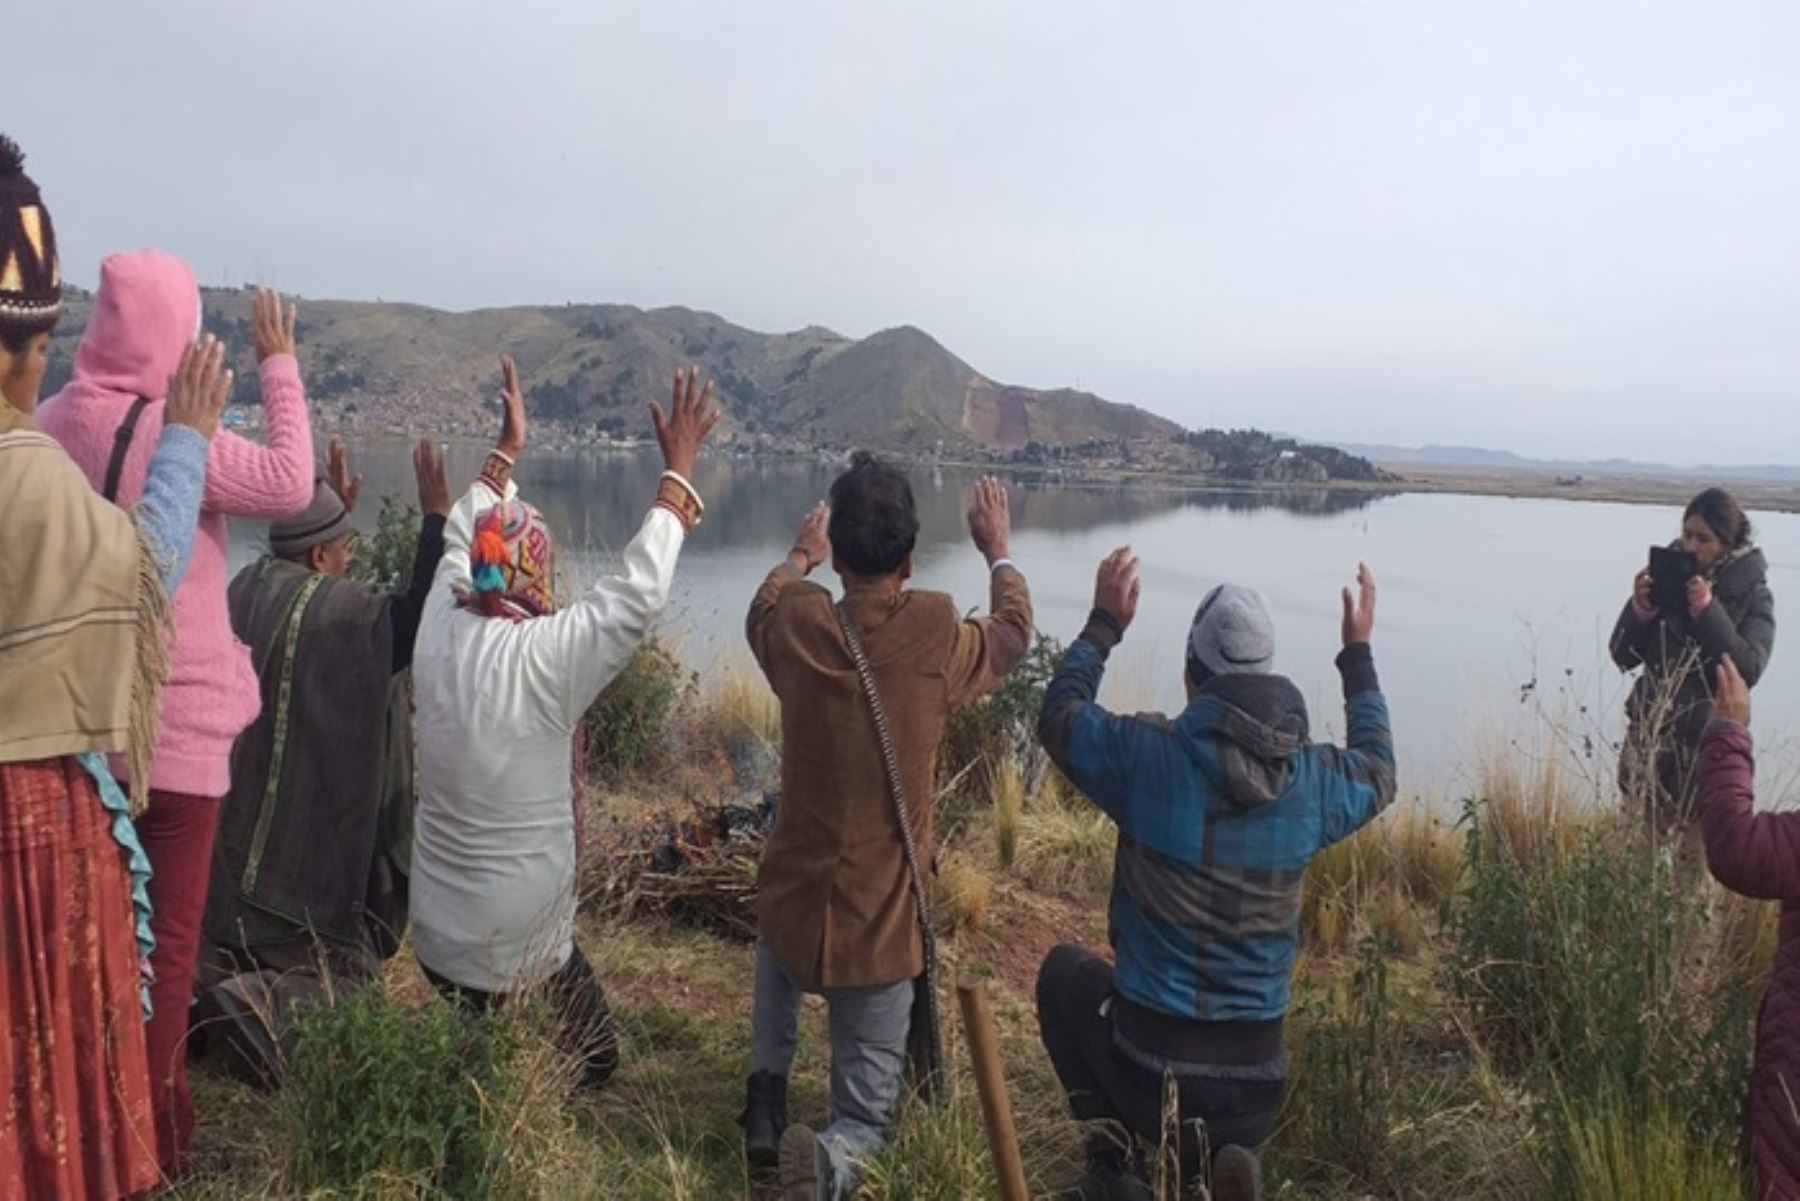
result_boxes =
[1302,802,1460,956]
[694,656,780,750]
[171,648,1784,1200]
[937,853,996,934]
[991,753,1024,871]
[1007,766,1117,900]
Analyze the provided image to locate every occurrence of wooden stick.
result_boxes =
[957,978,1030,1201]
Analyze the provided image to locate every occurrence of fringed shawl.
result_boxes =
[0,406,171,813]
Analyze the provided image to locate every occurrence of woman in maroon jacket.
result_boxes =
[1696,654,1800,1198]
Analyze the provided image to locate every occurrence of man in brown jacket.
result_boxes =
[743,452,1033,1200]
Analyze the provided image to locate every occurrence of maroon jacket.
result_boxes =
[1697,719,1800,1200]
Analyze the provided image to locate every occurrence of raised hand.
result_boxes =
[497,354,527,460]
[1093,546,1141,633]
[250,288,298,363]
[1633,568,1655,614]
[650,366,722,479]
[414,438,451,519]
[967,476,1013,565]
[1687,575,1714,618]
[1341,562,1377,647]
[328,435,364,513]
[164,337,233,440]
[1714,654,1751,725]
[789,501,830,574]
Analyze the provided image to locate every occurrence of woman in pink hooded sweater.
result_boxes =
[38,251,314,1178]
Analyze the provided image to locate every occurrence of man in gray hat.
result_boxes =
[196,437,451,1086]
[1034,549,1396,1201]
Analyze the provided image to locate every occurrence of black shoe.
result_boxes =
[1070,1164,1152,1201]
[1069,1143,1153,1201]
[1211,1144,1262,1201]
[777,1123,834,1201]
[741,1071,789,1170]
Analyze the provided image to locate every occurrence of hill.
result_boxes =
[1335,441,1800,484]
[42,286,1386,483]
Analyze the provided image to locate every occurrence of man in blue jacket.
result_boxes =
[1035,548,1395,1201]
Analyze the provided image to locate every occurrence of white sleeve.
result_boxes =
[517,506,687,728]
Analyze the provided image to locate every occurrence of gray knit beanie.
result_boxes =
[270,476,351,558]
[1187,583,1276,677]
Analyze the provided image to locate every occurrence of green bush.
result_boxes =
[276,990,532,1198]
[350,493,425,592]
[939,631,1064,832]
[586,629,696,780]
[1444,798,1755,1158]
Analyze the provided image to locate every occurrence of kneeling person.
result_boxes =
[1035,551,1395,1201]
[199,438,451,1084]
[743,459,1033,1200]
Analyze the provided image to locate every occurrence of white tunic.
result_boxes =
[410,478,685,991]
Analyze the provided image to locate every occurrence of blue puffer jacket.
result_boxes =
[1037,612,1396,1023]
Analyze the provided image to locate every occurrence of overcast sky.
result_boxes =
[10,1,1798,464]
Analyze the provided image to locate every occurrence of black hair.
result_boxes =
[1685,487,1753,548]
[827,451,919,577]
[0,325,41,355]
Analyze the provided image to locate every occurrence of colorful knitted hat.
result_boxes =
[0,135,62,336]
[466,499,557,619]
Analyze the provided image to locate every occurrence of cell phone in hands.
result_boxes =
[1648,545,1697,613]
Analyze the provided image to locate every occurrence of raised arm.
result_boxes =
[135,340,231,592]
[1037,548,1159,829]
[748,501,829,679]
[203,289,314,518]
[944,478,1034,707]
[1316,565,1398,846]
[1609,575,1656,672]
[1689,578,1776,687]
[1696,658,1800,901]
[389,438,451,673]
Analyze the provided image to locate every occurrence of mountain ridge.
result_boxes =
[41,285,1386,484]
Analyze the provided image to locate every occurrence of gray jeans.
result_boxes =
[751,942,913,1200]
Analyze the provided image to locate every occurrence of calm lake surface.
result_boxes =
[229,443,1800,804]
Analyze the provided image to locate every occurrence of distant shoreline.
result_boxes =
[322,428,1800,514]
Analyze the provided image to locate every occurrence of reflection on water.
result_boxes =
[228,443,1800,801]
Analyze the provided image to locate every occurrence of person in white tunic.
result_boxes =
[409,356,719,1087]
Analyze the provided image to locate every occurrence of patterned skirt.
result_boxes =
[1,758,159,1201]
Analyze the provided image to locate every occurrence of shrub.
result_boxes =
[1444,795,1756,1156]
[1278,935,1533,1197]
[586,630,696,780]
[351,493,424,592]
[941,632,1064,780]
[277,989,536,1198]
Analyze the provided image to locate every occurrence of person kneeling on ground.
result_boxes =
[197,436,452,1085]
[742,459,1033,1200]
[1035,551,1396,1201]
[1694,655,1800,1199]
[409,358,718,1090]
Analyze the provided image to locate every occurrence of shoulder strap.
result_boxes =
[102,396,154,503]
[834,601,944,1099]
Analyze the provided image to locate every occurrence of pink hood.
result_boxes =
[70,249,200,401]
[39,247,317,797]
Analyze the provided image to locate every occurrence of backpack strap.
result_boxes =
[834,601,944,1101]
[102,396,154,503]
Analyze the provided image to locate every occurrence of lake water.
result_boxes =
[228,442,1800,805]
